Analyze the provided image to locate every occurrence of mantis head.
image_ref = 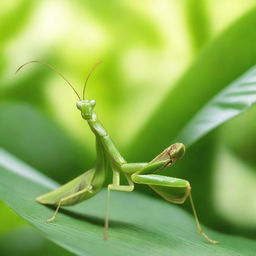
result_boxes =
[76,61,101,120]
[15,61,101,119]
[76,100,96,120]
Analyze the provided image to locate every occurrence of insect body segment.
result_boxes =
[17,61,218,244]
[36,169,96,205]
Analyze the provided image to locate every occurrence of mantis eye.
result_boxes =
[76,101,82,110]
[90,100,96,107]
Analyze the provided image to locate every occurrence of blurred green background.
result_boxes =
[1,0,256,255]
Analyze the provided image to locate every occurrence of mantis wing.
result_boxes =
[36,168,96,205]
[36,137,108,206]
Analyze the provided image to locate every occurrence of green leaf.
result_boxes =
[1,66,51,108]
[0,201,25,235]
[1,149,256,256]
[175,66,256,146]
[0,226,73,256]
[185,0,211,52]
[0,0,35,47]
[127,8,256,160]
[0,103,92,183]
[162,66,256,229]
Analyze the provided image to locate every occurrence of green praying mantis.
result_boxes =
[16,60,218,244]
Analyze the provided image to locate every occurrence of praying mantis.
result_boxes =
[16,60,218,244]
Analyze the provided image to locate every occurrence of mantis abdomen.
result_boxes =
[36,169,99,206]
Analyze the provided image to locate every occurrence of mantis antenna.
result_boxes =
[15,60,81,100]
[82,61,102,100]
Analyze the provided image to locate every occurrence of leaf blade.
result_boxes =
[175,66,256,146]
[126,8,256,160]
[1,149,256,256]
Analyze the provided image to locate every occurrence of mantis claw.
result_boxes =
[200,231,219,244]
[46,216,55,223]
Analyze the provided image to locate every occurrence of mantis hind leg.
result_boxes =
[131,174,218,244]
[46,188,89,222]
[188,193,218,244]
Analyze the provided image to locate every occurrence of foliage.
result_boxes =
[1,1,256,255]
[1,149,256,256]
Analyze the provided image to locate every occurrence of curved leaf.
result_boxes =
[0,103,92,183]
[0,226,73,256]
[175,66,256,146]
[1,149,256,256]
[185,0,210,52]
[127,8,256,160]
